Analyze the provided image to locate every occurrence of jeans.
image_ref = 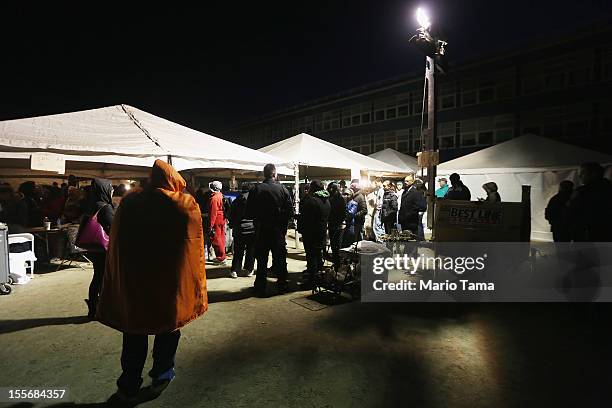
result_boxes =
[232,233,255,272]
[254,227,288,289]
[117,330,181,396]
[373,212,385,242]
[87,251,106,310]
[328,225,343,268]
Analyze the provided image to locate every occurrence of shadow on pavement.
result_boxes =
[0,316,90,335]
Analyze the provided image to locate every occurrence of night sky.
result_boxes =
[1,1,611,137]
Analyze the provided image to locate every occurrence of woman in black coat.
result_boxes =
[82,178,114,318]
[298,180,331,288]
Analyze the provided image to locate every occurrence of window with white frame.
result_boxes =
[438,121,456,150]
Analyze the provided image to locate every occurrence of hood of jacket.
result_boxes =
[91,178,113,205]
[150,159,186,193]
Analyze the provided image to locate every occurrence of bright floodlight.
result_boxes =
[416,7,431,30]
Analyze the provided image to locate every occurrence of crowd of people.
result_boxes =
[1,159,611,402]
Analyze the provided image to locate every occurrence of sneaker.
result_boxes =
[148,378,172,397]
[212,258,227,266]
[230,271,238,279]
[246,269,255,277]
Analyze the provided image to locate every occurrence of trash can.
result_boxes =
[0,223,12,294]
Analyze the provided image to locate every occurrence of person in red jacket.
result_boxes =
[207,181,227,263]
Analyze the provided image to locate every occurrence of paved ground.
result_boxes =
[1,243,612,407]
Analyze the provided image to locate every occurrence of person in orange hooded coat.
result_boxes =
[97,159,207,399]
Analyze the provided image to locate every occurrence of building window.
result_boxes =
[398,105,409,116]
[478,88,494,103]
[568,68,591,86]
[496,83,514,99]
[522,77,542,94]
[440,136,455,149]
[461,134,477,147]
[440,95,455,109]
[343,117,351,127]
[375,110,385,121]
[352,115,361,126]
[398,141,409,152]
[386,108,397,119]
[362,113,371,123]
[478,131,494,145]
[495,129,513,143]
[544,72,565,90]
[462,91,477,106]
[413,101,423,115]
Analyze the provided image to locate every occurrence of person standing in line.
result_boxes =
[435,177,449,198]
[327,182,346,269]
[207,181,227,264]
[545,180,574,242]
[349,180,368,244]
[298,180,331,288]
[371,177,386,242]
[445,173,471,201]
[246,164,294,295]
[381,180,398,233]
[97,160,207,403]
[229,182,256,278]
[481,182,501,202]
[81,178,114,319]
[398,173,427,239]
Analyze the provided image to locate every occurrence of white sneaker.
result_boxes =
[246,270,255,277]
[230,271,238,279]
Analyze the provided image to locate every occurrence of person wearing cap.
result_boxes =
[435,178,449,198]
[207,181,227,264]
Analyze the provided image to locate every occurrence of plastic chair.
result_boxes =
[8,233,37,278]
[55,224,91,271]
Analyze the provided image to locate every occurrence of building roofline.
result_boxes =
[221,19,612,133]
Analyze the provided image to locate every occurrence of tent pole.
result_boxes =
[294,163,300,250]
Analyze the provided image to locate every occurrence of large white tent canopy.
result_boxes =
[369,148,419,173]
[259,133,404,179]
[0,104,292,179]
[438,134,612,241]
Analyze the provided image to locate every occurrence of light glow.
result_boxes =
[416,7,431,30]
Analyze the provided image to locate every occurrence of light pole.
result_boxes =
[409,7,447,235]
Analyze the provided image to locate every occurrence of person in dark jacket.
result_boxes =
[327,182,346,269]
[298,180,331,288]
[545,180,574,242]
[229,182,256,278]
[18,181,44,227]
[246,164,294,294]
[481,182,501,203]
[398,173,427,238]
[81,178,114,318]
[568,162,612,242]
[381,180,398,233]
[445,173,471,201]
[349,179,368,244]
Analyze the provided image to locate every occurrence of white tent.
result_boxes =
[438,134,612,241]
[0,104,292,180]
[369,148,419,173]
[259,133,404,180]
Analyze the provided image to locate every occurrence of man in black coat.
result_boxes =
[568,162,612,242]
[445,173,471,201]
[349,179,368,243]
[398,173,427,238]
[327,182,345,269]
[229,182,256,278]
[545,180,574,242]
[246,164,295,294]
[381,180,398,233]
[298,180,331,288]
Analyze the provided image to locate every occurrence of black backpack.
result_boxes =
[222,196,232,220]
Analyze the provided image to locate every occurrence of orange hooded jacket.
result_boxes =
[97,160,207,334]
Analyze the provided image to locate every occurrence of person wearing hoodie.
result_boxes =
[81,178,114,318]
[349,180,368,243]
[480,182,501,202]
[97,160,207,402]
[298,180,331,288]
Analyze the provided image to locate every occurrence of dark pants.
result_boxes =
[303,233,325,284]
[117,330,181,396]
[232,233,255,272]
[88,251,106,309]
[353,222,364,244]
[328,225,343,268]
[254,227,288,290]
[552,228,571,242]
